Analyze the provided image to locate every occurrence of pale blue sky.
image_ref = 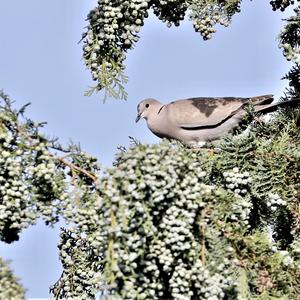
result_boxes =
[0,0,294,298]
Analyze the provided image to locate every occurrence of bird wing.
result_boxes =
[166,97,250,129]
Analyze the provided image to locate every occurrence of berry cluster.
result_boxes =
[0,134,34,243]
[191,261,233,300]
[0,91,100,244]
[50,228,103,300]
[0,257,25,300]
[278,7,300,62]
[152,0,187,27]
[266,192,287,212]
[83,0,150,98]
[270,0,296,11]
[83,0,242,97]
[0,131,69,243]
[52,142,242,299]
[188,0,235,40]
[223,167,252,196]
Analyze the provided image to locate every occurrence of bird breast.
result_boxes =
[146,113,175,139]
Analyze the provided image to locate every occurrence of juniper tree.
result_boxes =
[1,73,300,299]
[0,257,25,300]
[1,90,299,299]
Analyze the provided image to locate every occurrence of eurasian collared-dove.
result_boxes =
[135,95,300,147]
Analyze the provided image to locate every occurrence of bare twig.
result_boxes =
[54,155,98,182]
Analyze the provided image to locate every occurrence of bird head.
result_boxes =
[135,98,162,123]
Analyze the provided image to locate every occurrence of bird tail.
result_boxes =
[255,98,300,113]
[250,95,274,105]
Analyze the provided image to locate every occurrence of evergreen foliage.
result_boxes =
[278,6,300,62]
[270,0,299,12]
[1,89,299,299]
[0,257,26,300]
[82,0,242,99]
[82,0,299,99]
[0,90,100,244]
[51,104,300,299]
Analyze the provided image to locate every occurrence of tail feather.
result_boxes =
[250,95,274,105]
[255,98,300,113]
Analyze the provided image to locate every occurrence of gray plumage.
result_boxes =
[135,95,300,147]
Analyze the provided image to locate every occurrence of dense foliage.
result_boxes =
[82,0,300,99]
[82,0,242,99]
[278,6,300,61]
[0,90,100,244]
[50,106,300,299]
[1,91,300,299]
[0,257,25,300]
[1,86,300,299]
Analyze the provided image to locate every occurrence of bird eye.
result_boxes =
[145,103,150,108]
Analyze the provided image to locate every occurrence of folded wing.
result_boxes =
[167,97,245,129]
[166,95,274,129]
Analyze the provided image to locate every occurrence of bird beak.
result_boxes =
[135,113,141,123]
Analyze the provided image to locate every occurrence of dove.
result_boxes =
[135,95,300,147]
